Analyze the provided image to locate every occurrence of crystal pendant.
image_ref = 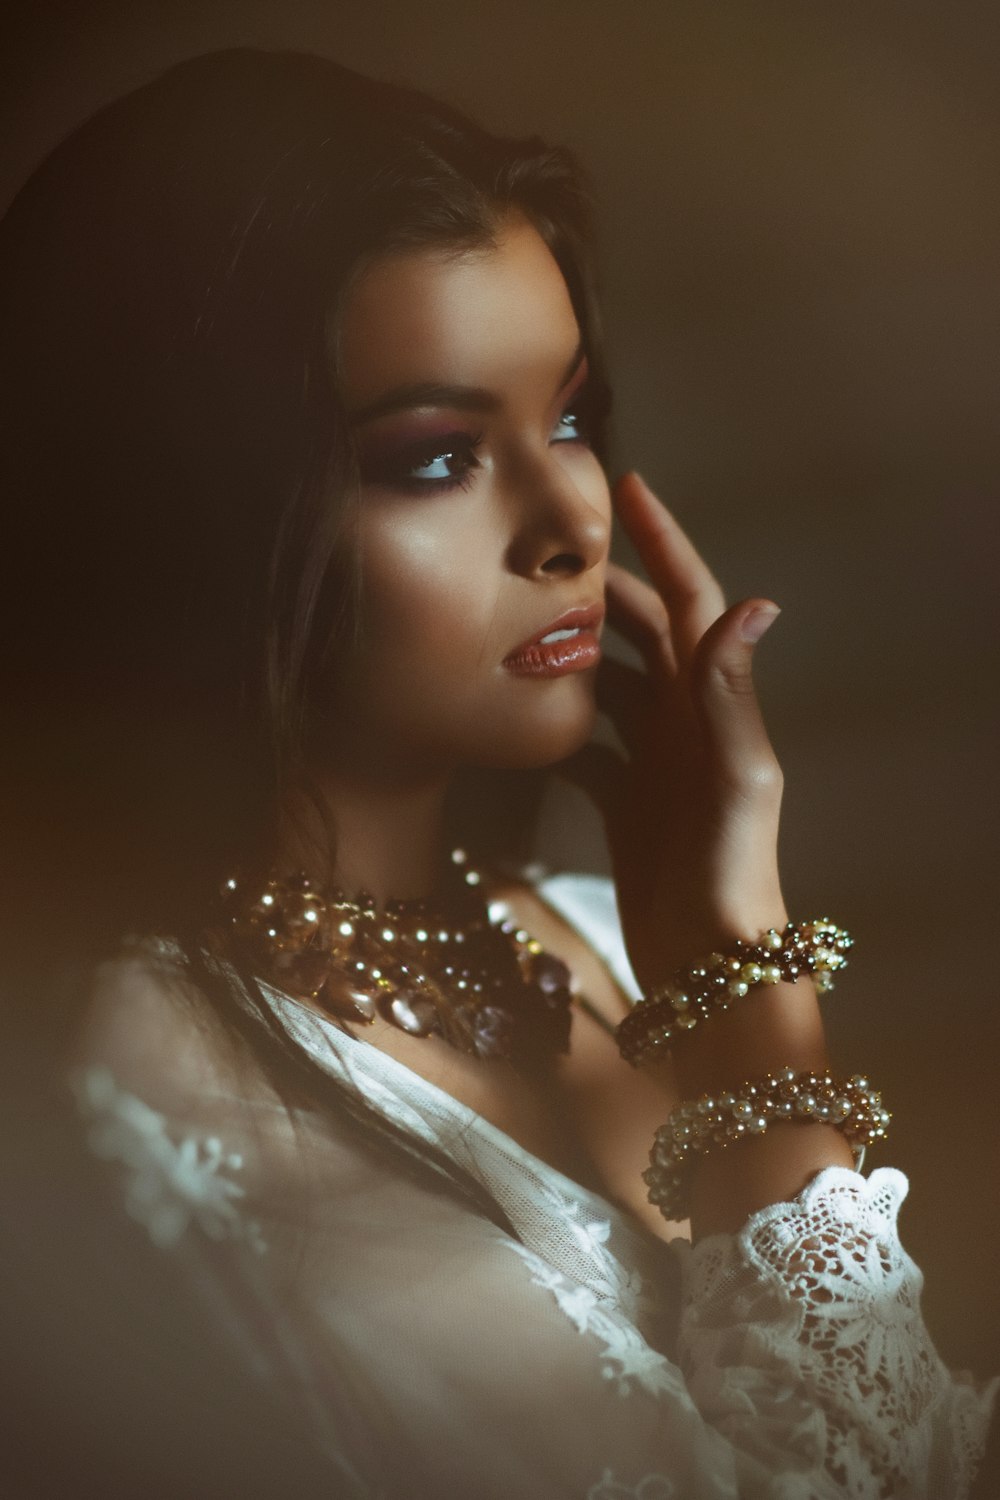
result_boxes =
[384,990,439,1037]
[469,1004,514,1058]
[269,943,333,998]
[529,951,572,996]
[319,968,379,1024]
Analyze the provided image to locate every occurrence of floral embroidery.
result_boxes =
[509,1174,659,1319]
[587,1469,675,1500]
[70,1066,267,1254]
[505,1242,679,1401]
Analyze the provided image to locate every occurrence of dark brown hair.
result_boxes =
[0,49,610,1213]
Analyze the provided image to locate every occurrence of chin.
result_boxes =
[470,688,599,771]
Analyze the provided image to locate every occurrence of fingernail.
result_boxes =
[740,605,781,643]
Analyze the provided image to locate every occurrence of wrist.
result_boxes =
[619,917,849,1073]
[627,891,789,997]
[643,1064,889,1235]
[660,977,830,1098]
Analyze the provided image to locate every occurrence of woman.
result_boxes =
[0,47,994,1497]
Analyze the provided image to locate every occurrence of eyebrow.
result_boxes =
[348,339,587,426]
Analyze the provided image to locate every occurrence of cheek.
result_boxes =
[356,509,501,667]
[335,477,607,768]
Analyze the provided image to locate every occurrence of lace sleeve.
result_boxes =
[678,1165,997,1499]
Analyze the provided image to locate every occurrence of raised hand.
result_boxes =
[564,470,789,995]
[561,471,855,1234]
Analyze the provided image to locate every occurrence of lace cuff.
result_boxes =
[677,1166,997,1498]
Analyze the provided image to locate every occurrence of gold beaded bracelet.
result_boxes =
[615,920,853,1067]
[643,1067,890,1222]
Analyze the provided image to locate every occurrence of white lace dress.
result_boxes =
[68,874,996,1499]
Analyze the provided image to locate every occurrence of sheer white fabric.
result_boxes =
[67,875,996,1498]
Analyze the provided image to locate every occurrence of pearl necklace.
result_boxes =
[221,849,574,1068]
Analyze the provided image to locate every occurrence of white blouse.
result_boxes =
[68,874,996,1498]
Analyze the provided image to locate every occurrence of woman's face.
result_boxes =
[328,215,612,779]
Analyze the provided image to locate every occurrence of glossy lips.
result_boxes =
[503,603,604,677]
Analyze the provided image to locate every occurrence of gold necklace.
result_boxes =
[221,849,574,1068]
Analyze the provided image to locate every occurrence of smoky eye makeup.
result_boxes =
[353,365,612,494]
[357,427,486,493]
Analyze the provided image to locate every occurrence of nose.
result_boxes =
[505,458,610,580]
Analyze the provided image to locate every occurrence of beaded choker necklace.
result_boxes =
[221,849,573,1069]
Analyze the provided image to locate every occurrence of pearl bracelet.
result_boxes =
[643,1067,890,1222]
[616,920,853,1067]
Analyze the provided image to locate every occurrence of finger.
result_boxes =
[594,654,653,752]
[604,561,677,678]
[613,471,726,665]
[689,598,784,797]
[551,740,628,822]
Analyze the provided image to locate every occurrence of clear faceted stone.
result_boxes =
[323,970,378,1023]
[471,1005,514,1056]
[388,992,439,1036]
[531,951,571,994]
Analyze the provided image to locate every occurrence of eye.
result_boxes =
[361,431,485,494]
[550,375,611,448]
[551,408,589,444]
[406,439,481,485]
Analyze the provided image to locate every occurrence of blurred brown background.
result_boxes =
[2,0,997,1375]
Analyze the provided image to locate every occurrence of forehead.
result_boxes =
[338,218,581,405]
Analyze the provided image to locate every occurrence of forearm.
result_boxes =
[638,979,854,1238]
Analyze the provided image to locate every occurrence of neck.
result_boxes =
[277,766,454,908]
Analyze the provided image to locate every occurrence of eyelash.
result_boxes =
[381,392,601,496]
[392,429,487,495]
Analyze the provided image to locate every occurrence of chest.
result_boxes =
[333,881,684,1243]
